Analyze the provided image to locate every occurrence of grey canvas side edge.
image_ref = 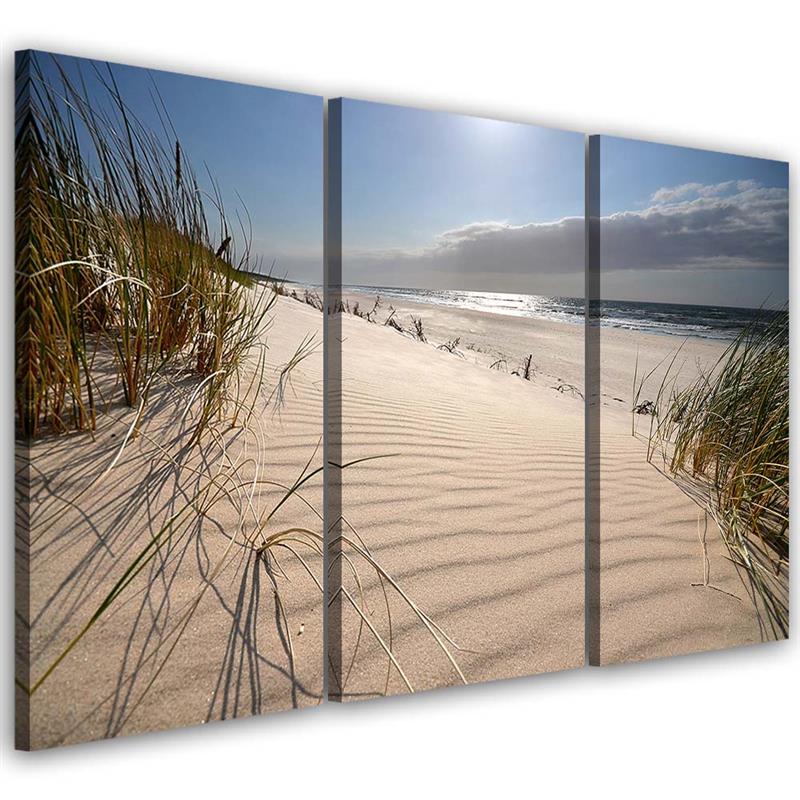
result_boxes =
[14,48,33,750]
[585,134,601,667]
[323,98,343,700]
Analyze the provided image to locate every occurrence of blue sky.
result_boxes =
[342,99,584,250]
[31,55,788,308]
[341,101,788,307]
[600,136,788,214]
[36,52,323,281]
[342,99,585,295]
[600,137,789,306]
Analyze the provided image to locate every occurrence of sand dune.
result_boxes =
[599,413,763,663]
[334,291,765,696]
[335,296,585,697]
[20,292,325,748]
[598,328,764,663]
[20,287,770,746]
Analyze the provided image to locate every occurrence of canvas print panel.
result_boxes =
[329,99,585,699]
[595,136,789,664]
[15,51,323,748]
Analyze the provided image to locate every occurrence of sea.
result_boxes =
[342,285,780,341]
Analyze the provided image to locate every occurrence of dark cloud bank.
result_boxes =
[342,182,789,302]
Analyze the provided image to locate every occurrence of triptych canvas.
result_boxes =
[15,51,789,749]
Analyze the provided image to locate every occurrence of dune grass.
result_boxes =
[15,52,289,702]
[16,52,265,442]
[17,54,466,711]
[635,312,789,638]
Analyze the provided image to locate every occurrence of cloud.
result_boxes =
[651,182,705,203]
[650,180,746,202]
[650,179,774,203]
[343,181,788,289]
[605,181,788,270]
[346,216,585,278]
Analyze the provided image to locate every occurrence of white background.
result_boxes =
[1,2,797,796]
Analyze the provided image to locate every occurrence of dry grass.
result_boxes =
[16,54,466,711]
[636,312,789,638]
[410,315,427,342]
[512,353,535,380]
[437,337,463,357]
[16,53,268,442]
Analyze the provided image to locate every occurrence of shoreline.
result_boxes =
[338,286,730,411]
[269,277,765,342]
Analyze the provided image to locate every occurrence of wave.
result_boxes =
[343,285,780,341]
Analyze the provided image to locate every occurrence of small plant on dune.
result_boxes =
[437,337,463,357]
[630,343,685,438]
[553,381,583,399]
[303,288,324,311]
[267,278,288,296]
[410,315,427,342]
[384,308,405,333]
[352,295,381,322]
[512,353,535,380]
[523,354,535,380]
[638,312,788,639]
[365,296,381,322]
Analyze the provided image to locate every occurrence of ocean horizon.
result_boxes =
[332,284,782,340]
[256,275,782,340]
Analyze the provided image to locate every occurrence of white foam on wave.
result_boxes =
[345,285,749,341]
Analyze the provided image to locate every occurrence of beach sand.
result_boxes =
[597,327,764,664]
[20,291,325,749]
[20,286,768,746]
[335,297,586,698]
[334,289,763,697]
